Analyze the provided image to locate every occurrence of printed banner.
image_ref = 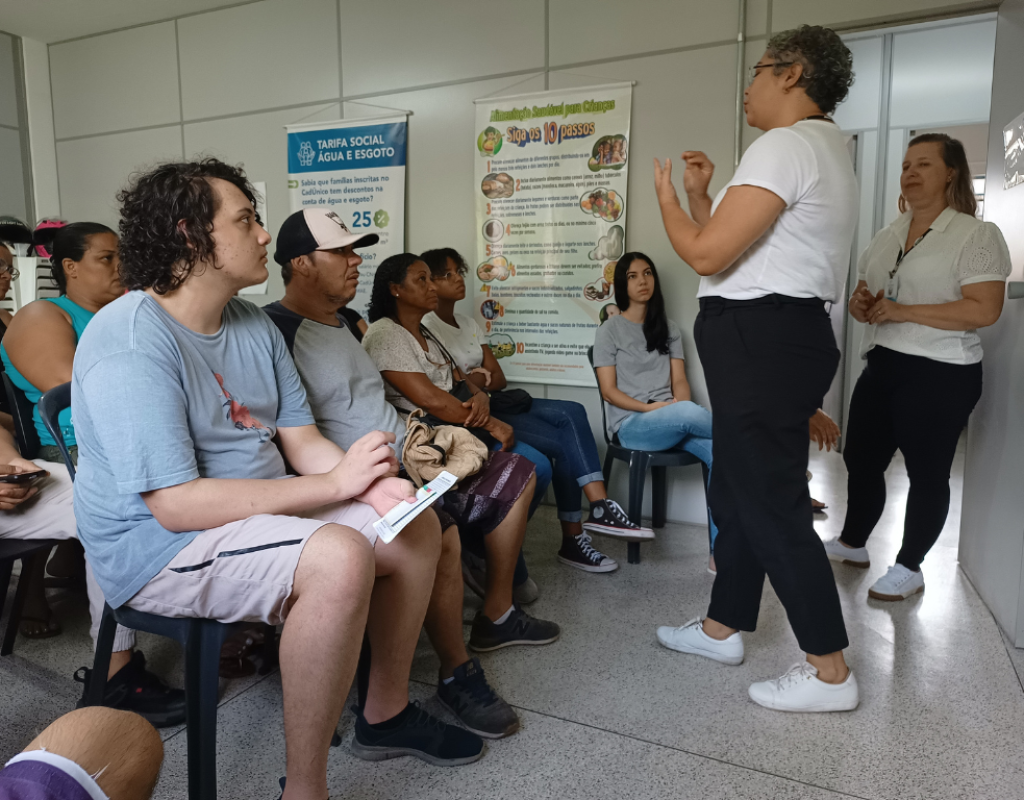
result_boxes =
[286,115,407,316]
[473,83,632,386]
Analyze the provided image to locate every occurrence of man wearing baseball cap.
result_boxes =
[265,207,525,740]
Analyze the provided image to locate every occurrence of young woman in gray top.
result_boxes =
[593,253,717,572]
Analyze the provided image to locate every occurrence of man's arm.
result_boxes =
[142,430,402,531]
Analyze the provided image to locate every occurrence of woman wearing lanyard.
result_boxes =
[825,134,1010,599]
[652,25,860,712]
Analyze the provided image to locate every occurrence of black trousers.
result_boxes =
[696,295,848,656]
[840,346,982,570]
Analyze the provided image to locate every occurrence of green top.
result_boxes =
[0,296,95,449]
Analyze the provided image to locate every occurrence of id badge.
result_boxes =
[885,275,899,301]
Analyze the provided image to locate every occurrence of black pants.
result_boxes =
[696,295,848,656]
[840,346,982,570]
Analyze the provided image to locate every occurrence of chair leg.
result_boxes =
[258,623,279,676]
[0,559,13,656]
[651,467,668,529]
[1,555,38,656]
[627,453,650,565]
[602,452,614,484]
[185,621,221,800]
[85,605,118,706]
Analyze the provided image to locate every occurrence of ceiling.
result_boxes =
[0,0,256,44]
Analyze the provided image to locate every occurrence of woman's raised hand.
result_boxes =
[681,151,714,198]
[653,158,681,209]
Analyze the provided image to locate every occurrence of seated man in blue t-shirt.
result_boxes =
[72,159,481,797]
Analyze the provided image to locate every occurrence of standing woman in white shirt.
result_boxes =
[825,134,1010,600]
[652,25,860,712]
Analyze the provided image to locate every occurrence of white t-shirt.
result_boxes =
[697,119,859,302]
[857,207,1011,365]
[422,312,486,374]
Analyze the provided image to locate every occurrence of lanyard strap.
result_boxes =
[891,228,931,278]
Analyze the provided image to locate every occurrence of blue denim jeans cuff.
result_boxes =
[557,510,583,523]
[576,470,605,489]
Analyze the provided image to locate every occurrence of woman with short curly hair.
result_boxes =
[652,25,861,712]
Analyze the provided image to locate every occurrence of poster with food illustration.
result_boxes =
[473,83,632,386]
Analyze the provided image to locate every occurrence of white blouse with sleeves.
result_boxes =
[857,207,1012,365]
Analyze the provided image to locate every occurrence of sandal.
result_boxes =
[19,613,62,640]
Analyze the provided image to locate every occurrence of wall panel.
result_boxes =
[56,126,183,227]
[178,0,340,121]
[49,23,180,138]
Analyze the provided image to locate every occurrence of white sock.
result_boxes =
[494,605,514,625]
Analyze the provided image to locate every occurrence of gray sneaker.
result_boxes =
[437,658,519,739]
[468,606,560,652]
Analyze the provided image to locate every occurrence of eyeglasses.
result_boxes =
[747,61,794,86]
[436,270,466,282]
[0,265,18,279]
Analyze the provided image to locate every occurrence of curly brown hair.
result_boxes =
[116,158,261,294]
[767,25,854,116]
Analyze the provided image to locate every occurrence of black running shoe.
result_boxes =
[583,499,655,540]
[437,658,519,739]
[468,606,560,652]
[351,701,484,766]
[74,650,186,728]
[557,532,618,573]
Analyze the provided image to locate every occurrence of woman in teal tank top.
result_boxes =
[1,222,123,465]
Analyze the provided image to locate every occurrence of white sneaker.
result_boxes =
[823,537,870,568]
[868,564,924,601]
[656,618,744,665]
[748,662,859,712]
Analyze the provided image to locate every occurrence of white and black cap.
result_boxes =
[274,207,379,266]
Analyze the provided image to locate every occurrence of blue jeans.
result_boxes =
[494,399,604,524]
[616,400,718,551]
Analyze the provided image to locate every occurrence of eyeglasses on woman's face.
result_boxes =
[747,61,794,86]
[0,263,19,280]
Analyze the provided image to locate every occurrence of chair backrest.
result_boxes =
[585,346,612,446]
[2,371,40,459]
[38,382,74,480]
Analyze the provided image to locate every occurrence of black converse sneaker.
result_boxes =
[583,499,655,540]
[557,532,618,573]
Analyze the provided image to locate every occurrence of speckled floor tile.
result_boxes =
[6,436,1024,800]
[153,678,860,800]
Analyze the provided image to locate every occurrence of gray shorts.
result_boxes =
[125,500,379,626]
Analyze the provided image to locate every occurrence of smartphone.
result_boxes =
[0,469,48,484]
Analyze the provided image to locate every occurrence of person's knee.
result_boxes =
[296,523,375,602]
[401,509,444,563]
[27,708,163,799]
[441,524,461,564]
[517,472,538,512]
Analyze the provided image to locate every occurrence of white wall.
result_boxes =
[0,31,29,222]
[31,0,998,524]
[960,0,1024,644]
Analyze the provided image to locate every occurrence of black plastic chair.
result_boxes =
[0,374,62,655]
[0,539,63,656]
[586,347,711,564]
[3,371,41,459]
[38,383,247,800]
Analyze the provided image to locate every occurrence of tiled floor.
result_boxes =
[4,439,1024,799]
